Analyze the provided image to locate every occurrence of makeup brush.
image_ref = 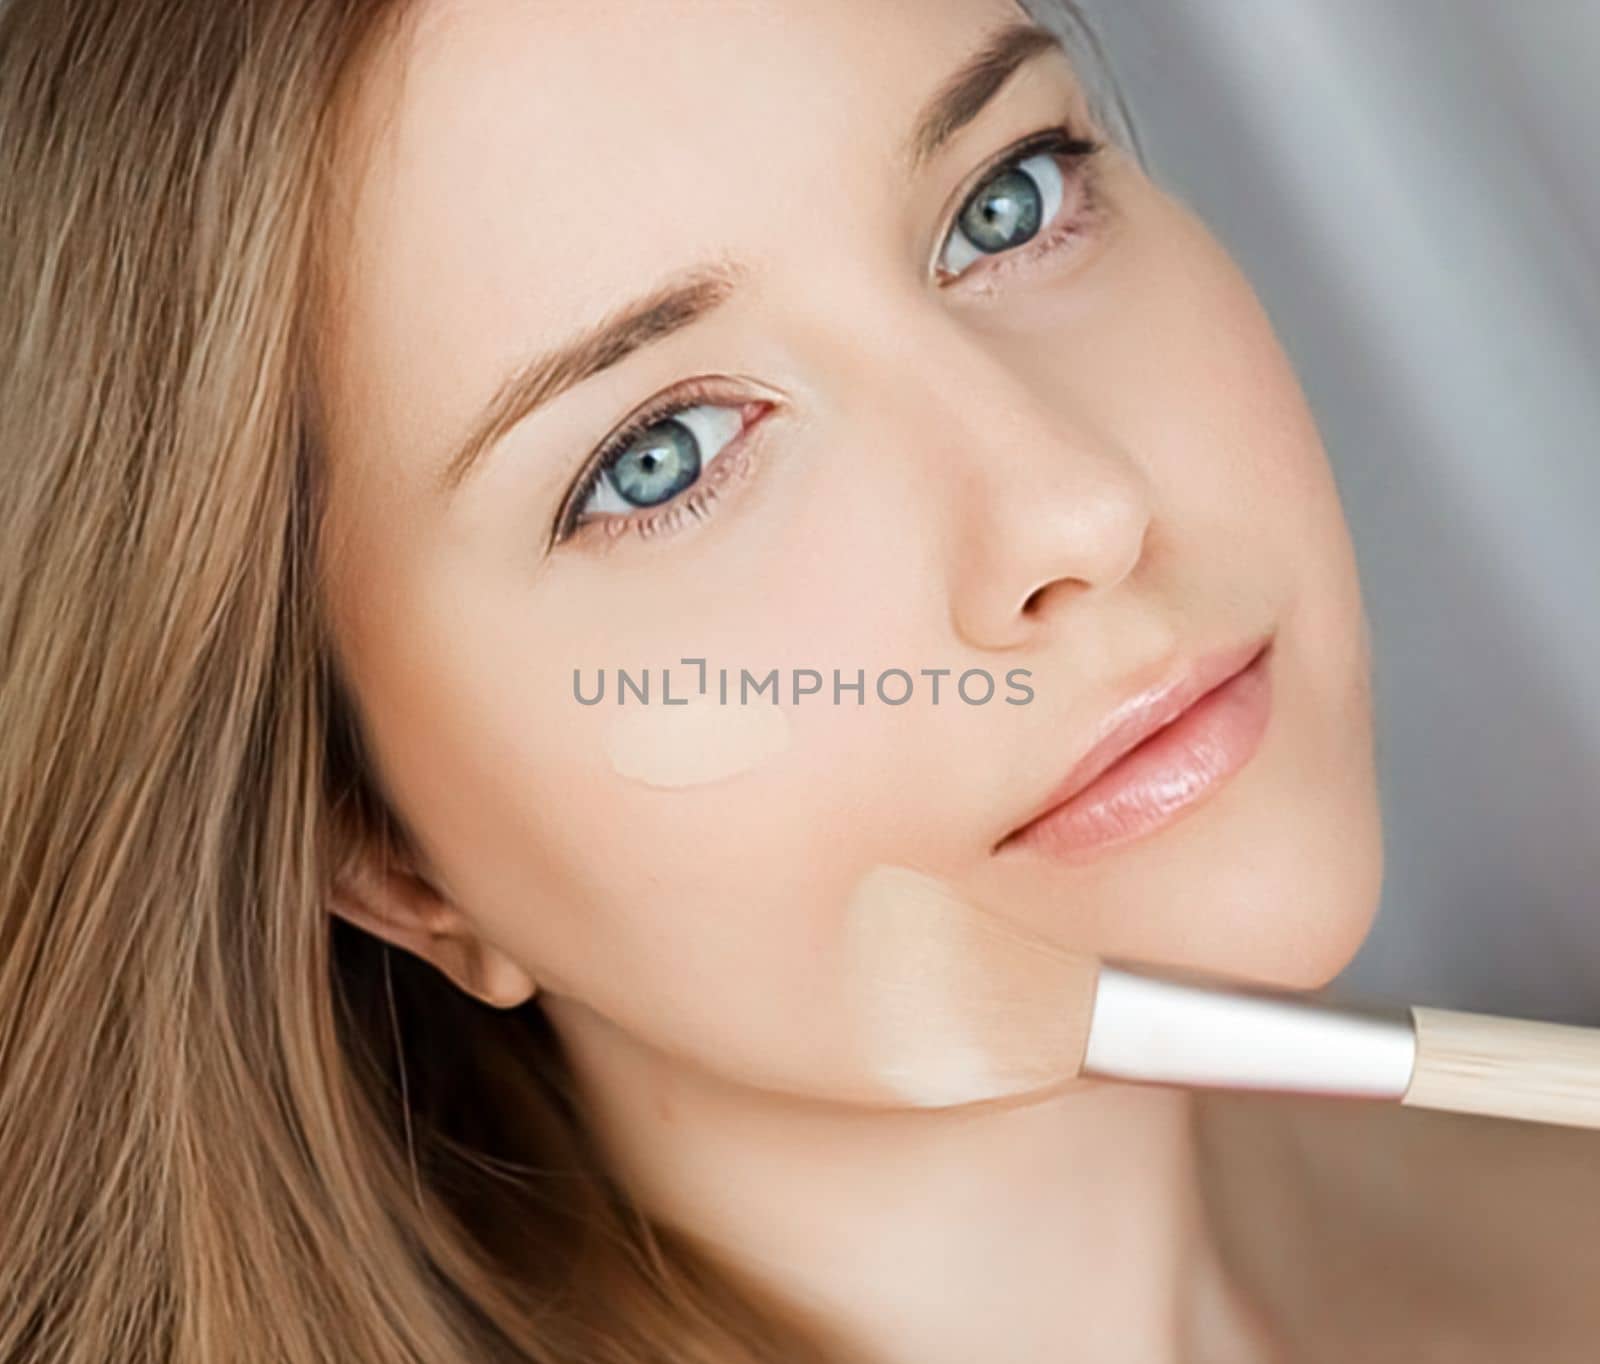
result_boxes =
[845,864,1600,1128]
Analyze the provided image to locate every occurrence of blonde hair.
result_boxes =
[0,1,1113,1359]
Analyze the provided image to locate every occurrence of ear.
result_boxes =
[329,840,539,1010]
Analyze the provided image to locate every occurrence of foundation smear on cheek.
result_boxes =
[603,693,792,788]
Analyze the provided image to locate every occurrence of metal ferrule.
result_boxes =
[1081,963,1418,1099]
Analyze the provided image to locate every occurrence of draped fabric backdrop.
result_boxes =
[1066,0,1600,1021]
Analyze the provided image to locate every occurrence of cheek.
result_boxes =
[1176,237,1375,727]
[1147,237,1345,567]
[339,539,959,1093]
[1096,188,1374,742]
[1053,175,1342,547]
[427,675,941,1100]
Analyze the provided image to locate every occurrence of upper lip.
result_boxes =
[997,630,1275,846]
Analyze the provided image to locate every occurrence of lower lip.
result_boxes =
[1000,643,1275,862]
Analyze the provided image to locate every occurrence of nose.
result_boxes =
[929,344,1155,651]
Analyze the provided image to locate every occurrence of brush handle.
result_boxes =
[1401,1005,1600,1130]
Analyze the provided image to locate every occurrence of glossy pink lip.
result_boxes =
[995,632,1276,859]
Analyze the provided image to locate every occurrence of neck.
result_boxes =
[552,1005,1278,1363]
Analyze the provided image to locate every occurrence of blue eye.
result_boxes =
[580,403,741,516]
[554,379,768,545]
[935,125,1103,285]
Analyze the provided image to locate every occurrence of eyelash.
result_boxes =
[553,120,1107,548]
[932,122,1107,289]
[553,376,771,547]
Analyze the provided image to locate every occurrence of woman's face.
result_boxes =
[318,0,1382,1104]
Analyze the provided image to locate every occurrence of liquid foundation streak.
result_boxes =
[604,691,792,788]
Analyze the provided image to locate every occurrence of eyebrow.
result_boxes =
[437,17,1064,494]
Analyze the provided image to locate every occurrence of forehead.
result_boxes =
[319,0,1042,491]
[352,0,1032,249]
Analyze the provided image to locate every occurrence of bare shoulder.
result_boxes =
[1191,1089,1600,1362]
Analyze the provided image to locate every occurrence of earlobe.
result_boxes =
[472,944,542,1009]
[329,853,539,1009]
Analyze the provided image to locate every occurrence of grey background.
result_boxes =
[1052,0,1599,1022]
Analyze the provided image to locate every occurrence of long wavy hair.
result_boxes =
[0,1,1130,1359]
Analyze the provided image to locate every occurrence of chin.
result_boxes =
[1144,738,1386,997]
[1236,801,1386,995]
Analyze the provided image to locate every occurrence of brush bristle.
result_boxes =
[842,864,1101,1107]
